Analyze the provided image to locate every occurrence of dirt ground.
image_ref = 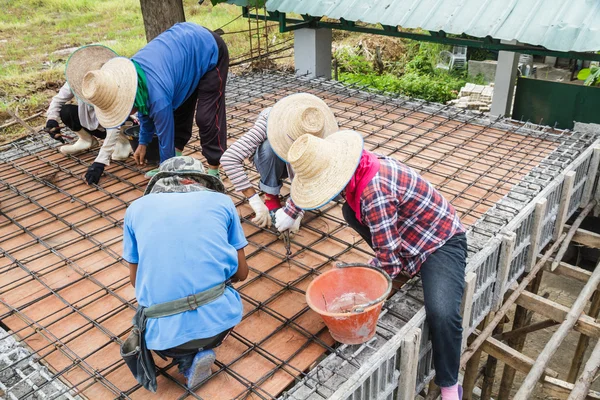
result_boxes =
[473,268,600,399]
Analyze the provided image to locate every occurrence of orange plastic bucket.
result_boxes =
[305,263,392,345]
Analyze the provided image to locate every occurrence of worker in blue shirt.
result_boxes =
[121,156,248,391]
[72,22,229,180]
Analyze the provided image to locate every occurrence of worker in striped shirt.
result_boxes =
[221,93,339,230]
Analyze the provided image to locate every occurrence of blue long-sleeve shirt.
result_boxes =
[132,23,219,162]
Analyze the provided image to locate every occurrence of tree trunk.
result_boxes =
[139,0,186,42]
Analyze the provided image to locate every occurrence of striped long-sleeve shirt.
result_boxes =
[221,108,301,217]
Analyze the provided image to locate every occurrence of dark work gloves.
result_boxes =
[85,162,105,185]
[44,120,64,143]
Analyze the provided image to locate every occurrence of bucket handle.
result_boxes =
[335,262,392,313]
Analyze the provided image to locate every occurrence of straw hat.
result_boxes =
[65,45,118,103]
[81,57,137,128]
[267,93,339,162]
[145,156,225,195]
[288,130,364,210]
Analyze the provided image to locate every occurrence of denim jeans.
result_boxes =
[253,140,288,195]
[342,202,467,387]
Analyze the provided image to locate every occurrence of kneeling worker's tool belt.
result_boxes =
[120,282,226,392]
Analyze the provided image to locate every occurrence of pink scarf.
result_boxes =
[345,150,380,223]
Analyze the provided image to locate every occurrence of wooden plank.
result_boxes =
[493,319,558,342]
[572,228,600,249]
[460,271,477,350]
[544,257,592,283]
[397,327,421,400]
[479,334,559,379]
[493,233,516,311]
[544,376,600,400]
[581,145,600,205]
[513,290,600,338]
[554,171,576,242]
[514,260,600,399]
[526,198,547,272]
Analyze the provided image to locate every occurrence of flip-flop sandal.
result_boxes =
[184,349,216,389]
[144,168,159,179]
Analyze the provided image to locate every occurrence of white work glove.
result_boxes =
[274,208,296,232]
[249,194,271,228]
[290,213,302,234]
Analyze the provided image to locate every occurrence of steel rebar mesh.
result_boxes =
[0,72,578,399]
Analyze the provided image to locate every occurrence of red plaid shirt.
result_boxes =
[363,156,465,278]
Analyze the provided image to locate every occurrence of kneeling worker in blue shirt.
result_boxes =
[122,156,248,391]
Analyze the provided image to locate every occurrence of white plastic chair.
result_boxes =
[436,46,468,70]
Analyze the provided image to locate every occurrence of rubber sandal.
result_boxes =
[184,349,216,388]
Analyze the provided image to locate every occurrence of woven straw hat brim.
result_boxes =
[267,93,339,162]
[85,57,137,129]
[290,131,364,210]
[65,45,118,104]
[144,171,225,195]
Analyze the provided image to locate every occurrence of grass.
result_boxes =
[0,0,288,143]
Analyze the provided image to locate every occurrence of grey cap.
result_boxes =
[144,156,225,195]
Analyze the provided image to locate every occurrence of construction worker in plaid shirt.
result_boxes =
[279,130,467,400]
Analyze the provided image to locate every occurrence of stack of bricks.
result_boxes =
[447,83,494,112]
[0,327,79,400]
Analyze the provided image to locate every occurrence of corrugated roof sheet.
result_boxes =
[262,0,600,52]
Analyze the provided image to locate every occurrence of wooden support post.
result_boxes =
[568,337,600,400]
[461,271,477,350]
[397,327,421,400]
[463,316,491,400]
[554,171,576,242]
[527,199,548,271]
[493,233,516,311]
[480,320,505,400]
[581,145,600,206]
[497,271,544,400]
[568,290,600,383]
[514,259,600,399]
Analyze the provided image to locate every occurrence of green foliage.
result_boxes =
[577,65,600,86]
[210,0,265,6]
[334,41,473,104]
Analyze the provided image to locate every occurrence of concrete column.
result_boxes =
[490,41,520,117]
[293,28,332,79]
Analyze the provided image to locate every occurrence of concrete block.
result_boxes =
[468,60,498,83]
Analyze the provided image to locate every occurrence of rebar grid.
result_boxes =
[0,72,585,400]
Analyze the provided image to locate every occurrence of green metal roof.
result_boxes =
[259,0,600,53]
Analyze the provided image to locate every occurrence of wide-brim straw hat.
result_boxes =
[267,93,339,162]
[288,130,364,210]
[145,156,225,195]
[65,45,118,104]
[81,57,137,128]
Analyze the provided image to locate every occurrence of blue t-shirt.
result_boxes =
[132,22,219,163]
[122,191,247,350]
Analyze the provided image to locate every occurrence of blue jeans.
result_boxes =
[253,140,288,195]
[342,202,466,387]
